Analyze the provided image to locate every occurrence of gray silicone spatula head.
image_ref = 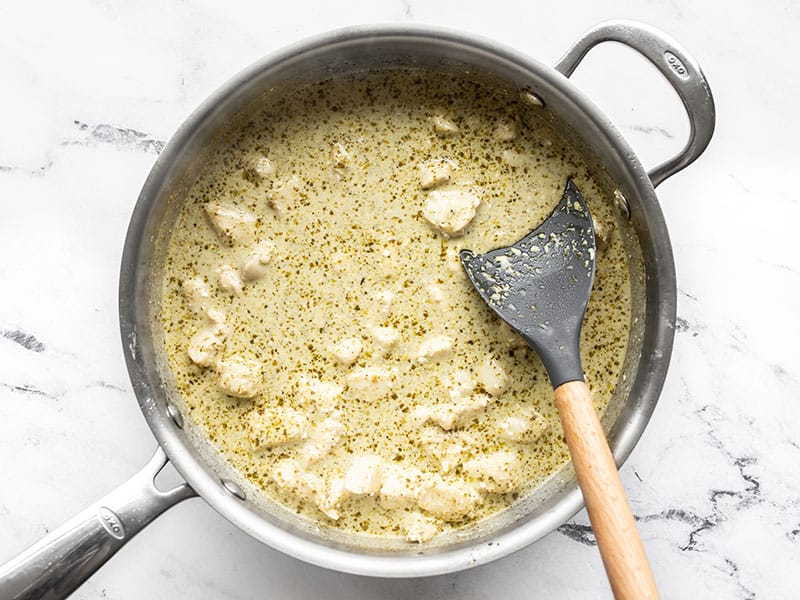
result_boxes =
[460,179,596,388]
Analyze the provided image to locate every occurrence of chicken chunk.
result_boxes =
[373,290,394,317]
[463,451,521,494]
[187,323,230,368]
[216,356,261,398]
[592,216,613,252]
[329,250,347,272]
[205,307,227,324]
[416,335,453,364]
[294,375,343,414]
[331,142,352,176]
[422,189,480,238]
[215,264,243,295]
[252,156,276,179]
[444,245,465,275]
[316,477,349,520]
[247,406,309,450]
[431,115,459,136]
[332,337,363,366]
[273,461,346,520]
[269,175,304,216]
[294,377,341,412]
[498,409,548,443]
[476,357,509,397]
[346,367,394,400]
[426,284,446,304]
[418,158,456,190]
[370,326,400,352]
[418,427,474,474]
[422,394,490,431]
[405,512,439,543]
[204,202,257,245]
[519,89,544,108]
[416,476,482,521]
[344,455,383,495]
[272,458,320,503]
[446,369,474,401]
[493,119,518,142]
[500,149,528,168]
[181,277,212,315]
[379,465,423,509]
[298,416,346,464]
[241,240,276,281]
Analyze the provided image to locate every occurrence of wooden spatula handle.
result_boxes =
[554,380,659,600]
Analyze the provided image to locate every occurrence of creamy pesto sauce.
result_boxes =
[158,71,632,540]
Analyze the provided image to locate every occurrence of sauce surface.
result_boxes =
[158,71,631,541]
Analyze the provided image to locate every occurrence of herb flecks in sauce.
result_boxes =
[159,71,631,542]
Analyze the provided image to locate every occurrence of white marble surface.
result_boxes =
[1,0,798,598]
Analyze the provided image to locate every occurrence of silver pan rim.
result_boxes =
[119,22,676,577]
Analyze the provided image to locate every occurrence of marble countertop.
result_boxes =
[1,1,798,598]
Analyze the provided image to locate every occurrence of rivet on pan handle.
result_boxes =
[0,448,195,600]
[554,20,716,188]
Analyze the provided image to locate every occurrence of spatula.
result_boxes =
[460,179,659,600]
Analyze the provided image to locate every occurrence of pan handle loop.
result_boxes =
[0,448,195,600]
[554,20,716,188]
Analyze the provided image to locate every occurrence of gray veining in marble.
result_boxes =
[1,0,798,598]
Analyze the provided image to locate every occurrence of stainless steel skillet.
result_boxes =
[0,20,714,599]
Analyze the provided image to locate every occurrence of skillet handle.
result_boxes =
[0,448,195,600]
[554,20,716,188]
